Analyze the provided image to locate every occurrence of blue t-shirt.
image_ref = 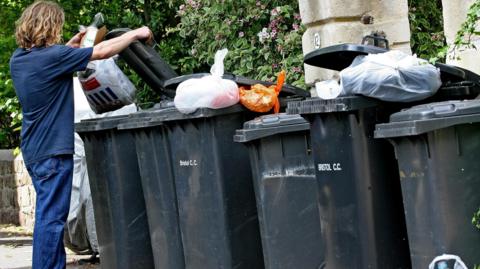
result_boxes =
[10,45,93,164]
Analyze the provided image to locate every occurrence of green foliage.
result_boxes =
[450,0,480,57]
[408,0,446,60]
[0,97,21,148]
[473,208,480,230]
[168,0,305,87]
[0,0,182,147]
[431,0,480,62]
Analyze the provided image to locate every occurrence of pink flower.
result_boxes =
[294,13,301,20]
[271,29,278,39]
[269,19,278,29]
[292,23,300,31]
[187,0,200,9]
[239,32,245,38]
[292,67,302,73]
[271,8,278,16]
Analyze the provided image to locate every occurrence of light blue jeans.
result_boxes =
[26,155,73,269]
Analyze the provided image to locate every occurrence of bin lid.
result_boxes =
[304,44,480,86]
[164,73,310,97]
[118,104,248,129]
[429,81,480,101]
[374,99,480,138]
[75,115,130,133]
[105,28,178,98]
[303,44,388,71]
[234,113,309,142]
[286,96,381,115]
[436,63,480,85]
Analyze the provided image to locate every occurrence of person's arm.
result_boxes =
[91,26,152,61]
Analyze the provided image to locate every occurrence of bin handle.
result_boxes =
[362,34,389,49]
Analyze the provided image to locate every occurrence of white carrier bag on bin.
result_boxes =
[339,50,442,102]
[78,57,136,114]
[174,49,239,114]
[428,254,468,269]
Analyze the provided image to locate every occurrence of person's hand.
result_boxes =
[66,29,86,48]
[133,26,153,44]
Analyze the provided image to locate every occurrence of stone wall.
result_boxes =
[298,0,412,85]
[442,0,480,74]
[0,150,35,230]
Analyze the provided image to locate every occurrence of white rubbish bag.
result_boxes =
[339,50,442,102]
[428,254,468,269]
[79,57,136,114]
[174,49,239,114]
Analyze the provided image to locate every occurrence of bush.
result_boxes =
[408,0,446,61]
[474,208,480,230]
[160,0,305,88]
[0,97,21,149]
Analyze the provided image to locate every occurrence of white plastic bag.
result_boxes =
[78,57,136,114]
[315,79,342,100]
[174,49,239,114]
[428,254,468,269]
[339,50,442,102]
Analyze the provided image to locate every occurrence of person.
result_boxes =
[9,1,152,268]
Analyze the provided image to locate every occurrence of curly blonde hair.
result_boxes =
[15,1,65,48]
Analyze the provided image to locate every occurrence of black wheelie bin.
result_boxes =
[108,27,310,269]
[75,115,154,269]
[119,105,264,269]
[291,41,480,269]
[234,114,324,269]
[287,96,411,269]
[375,100,480,269]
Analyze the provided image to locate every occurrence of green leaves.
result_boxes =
[0,97,21,148]
[0,0,306,147]
[408,0,446,61]
[473,208,480,230]
[169,1,305,88]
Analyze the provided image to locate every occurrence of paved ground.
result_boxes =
[0,225,99,269]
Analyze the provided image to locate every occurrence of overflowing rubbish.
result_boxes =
[239,70,286,113]
[80,13,107,48]
[174,49,239,114]
[314,79,342,100]
[339,50,442,102]
[78,58,136,114]
[428,254,468,269]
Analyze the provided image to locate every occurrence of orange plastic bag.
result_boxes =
[239,70,286,113]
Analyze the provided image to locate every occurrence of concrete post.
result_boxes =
[442,0,480,74]
[299,0,412,85]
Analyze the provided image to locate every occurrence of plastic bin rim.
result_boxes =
[234,121,310,142]
[374,113,480,138]
[286,96,381,115]
[75,115,131,132]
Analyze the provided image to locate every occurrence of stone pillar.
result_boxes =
[0,150,35,230]
[299,0,412,85]
[14,154,36,229]
[442,0,480,74]
[0,150,18,225]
